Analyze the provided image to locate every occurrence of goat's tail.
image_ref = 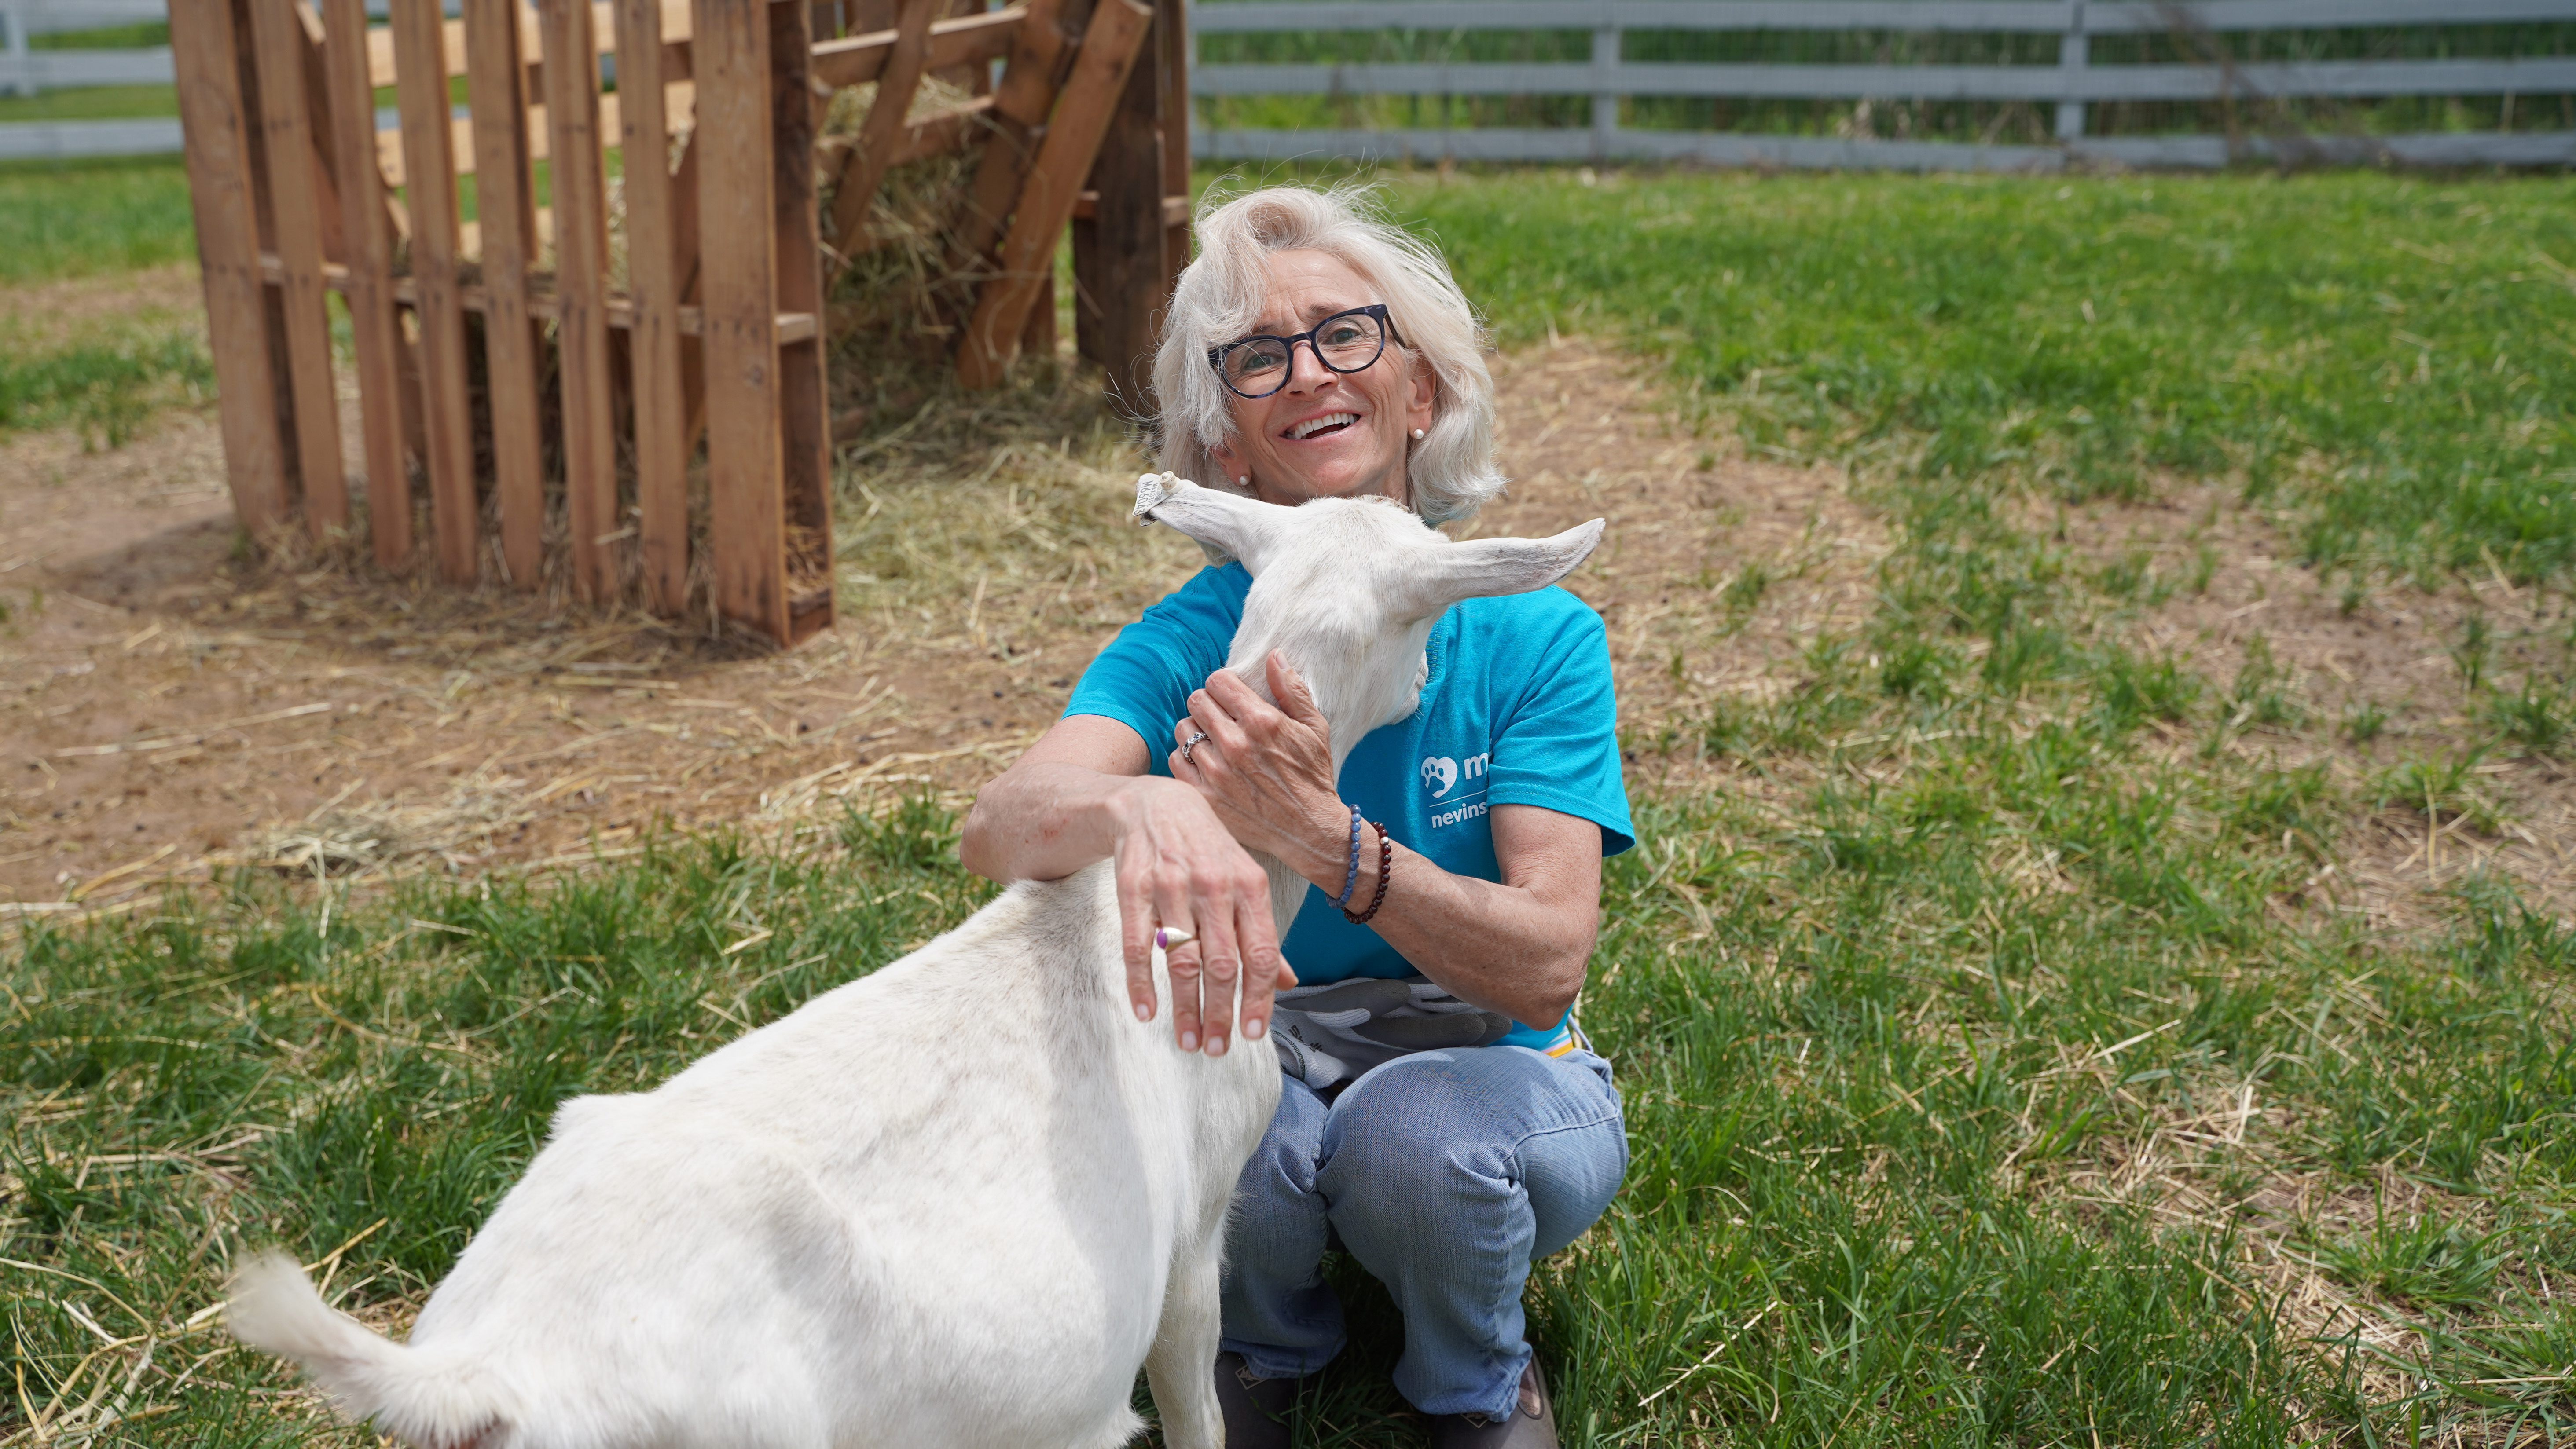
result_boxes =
[226,1251,502,1449]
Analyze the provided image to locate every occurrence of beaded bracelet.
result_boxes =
[1343,818,1391,925]
[1332,804,1364,910]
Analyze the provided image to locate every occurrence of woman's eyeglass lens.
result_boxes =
[1211,307,1390,399]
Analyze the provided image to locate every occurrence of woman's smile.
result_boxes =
[1282,410,1361,442]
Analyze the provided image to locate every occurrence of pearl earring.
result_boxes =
[1411,428,1426,439]
[1236,476,1248,486]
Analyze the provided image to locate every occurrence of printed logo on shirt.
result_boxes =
[1420,752,1488,799]
[1423,751,1490,828]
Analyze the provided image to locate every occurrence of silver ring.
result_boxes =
[1182,729,1209,766]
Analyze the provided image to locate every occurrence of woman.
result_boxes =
[960,186,1632,1449]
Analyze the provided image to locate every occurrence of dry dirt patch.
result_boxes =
[1474,342,1890,796]
[2055,482,2576,926]
[0,264,206,353]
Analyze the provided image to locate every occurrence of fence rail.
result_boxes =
[1190,0,2576,167]
[1189,0,2576,34]
[1192,57,2576,100]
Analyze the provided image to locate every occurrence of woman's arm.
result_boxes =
[1174,655,1602,1029]
[960,716,1296,1058]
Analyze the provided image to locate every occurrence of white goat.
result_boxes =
[228,476,1604,1449]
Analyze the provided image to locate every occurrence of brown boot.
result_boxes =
[1213,1350,1299,1449]
[1426,1357,1557,1449]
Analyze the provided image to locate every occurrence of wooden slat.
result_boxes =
[959,0,1153,388]
[545,0,621,602]
[364,0,693,89]
[391,0,480,584]
[375,82,694,190]
[616,0,690,614]
[694,0,787,640]
[290,2,351,269]
[249,0,350,540]
[827,0,940,257]
[672,129,711,461]
[943,0,1079,306]
[171,0,290,539]
[465,0,548,586]
[810,4,1022,88]
[772,0,833,641]
[321,0,412,567]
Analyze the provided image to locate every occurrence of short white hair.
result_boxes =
[1150,184,1505,527]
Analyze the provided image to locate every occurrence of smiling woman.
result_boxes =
[1152,186,1507,525]
[960,184,1631,1449]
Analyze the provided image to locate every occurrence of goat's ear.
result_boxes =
[1408,519,1605,613]
[1134,473,1284,569]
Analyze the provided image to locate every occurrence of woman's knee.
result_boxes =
[1315,1051,1528,1231]
[1318,1049,1626,1252]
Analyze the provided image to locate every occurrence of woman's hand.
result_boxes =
[1171,652,1347,878]
[960,716,1296,1060]
[1108,775,1298,1058]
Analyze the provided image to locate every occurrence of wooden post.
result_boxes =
[465,0,547,587]
[545,0,621,602]
[773,0,834,640]
[248,0,349,542]
[957,0,1152,388]
[694,0,788,640]
[1156,0,1189,291]
[392,0,481,584]
[615,0,690,614]
[320,0,413,567]
[171,0,290,539]
[1071,0,1166,410]
[2056,0,2088,142]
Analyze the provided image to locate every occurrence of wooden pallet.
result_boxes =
[172,0,1188,644]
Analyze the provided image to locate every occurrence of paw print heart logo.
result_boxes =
[1420,755,1459,799]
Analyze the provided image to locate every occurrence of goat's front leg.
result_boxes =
[1145,1229,1226,1449]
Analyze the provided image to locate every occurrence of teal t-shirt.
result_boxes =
[1064,562,1635,1054]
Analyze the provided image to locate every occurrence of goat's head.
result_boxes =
[1134,473,1604,769]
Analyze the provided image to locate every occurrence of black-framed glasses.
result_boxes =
[1207,304,1403,399]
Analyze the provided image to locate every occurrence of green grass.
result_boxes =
[0,84,180,124]
[26,20,170,49]
[0,155,195,282]
[0,329,212,447]
[1371,168,2576,585]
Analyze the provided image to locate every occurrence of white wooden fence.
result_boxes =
[1191,0,2576,168]
[7,0,2574,164]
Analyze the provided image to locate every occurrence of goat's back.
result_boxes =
[383,861,1277,1448]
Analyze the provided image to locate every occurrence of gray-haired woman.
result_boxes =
[961,185,1631,1449]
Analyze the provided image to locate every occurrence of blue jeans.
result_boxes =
[1219,1045,1628,1420]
